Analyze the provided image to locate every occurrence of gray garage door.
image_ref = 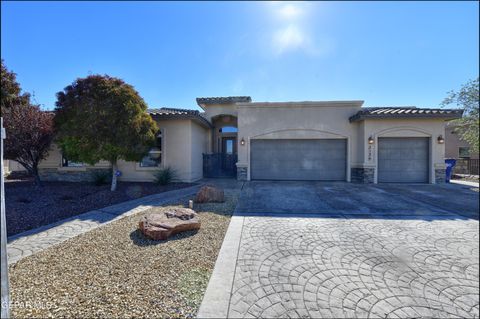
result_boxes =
[378,137,429,183]
[250,139,347,181]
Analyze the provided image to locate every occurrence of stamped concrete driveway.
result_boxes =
[199,182,479,318]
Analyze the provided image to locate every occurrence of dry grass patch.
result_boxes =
[9,190,239,318]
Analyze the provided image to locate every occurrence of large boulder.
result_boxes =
[138,208,200,240]
[194,185,224,203]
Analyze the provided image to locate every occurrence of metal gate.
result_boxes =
[203,153,237,178]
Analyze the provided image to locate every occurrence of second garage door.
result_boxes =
[250,139,347,181]
[378,137,430,183]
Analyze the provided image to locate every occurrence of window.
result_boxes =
[61,155,84,167]
[219,126,238,133]
[459,147,470,158]
[225,139,233,154]
[140,131,163,167]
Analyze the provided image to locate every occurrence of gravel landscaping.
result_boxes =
[9,189,238,318]
[5,179,194,236]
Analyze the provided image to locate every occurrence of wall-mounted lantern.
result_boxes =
[240,138,245,146]
[437,135,445,144]
[368,136,374,144]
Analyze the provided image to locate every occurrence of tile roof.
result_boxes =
[147,107,200,115]
[349,107,463,122]
[147,107,212,128]
[196,96,252,106]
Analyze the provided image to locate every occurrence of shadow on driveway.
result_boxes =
[235,181,479,220]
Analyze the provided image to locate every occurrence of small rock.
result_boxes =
[138,208,200,240]
[194,185,224,203]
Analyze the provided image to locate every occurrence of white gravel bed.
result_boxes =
[9,190,239,318]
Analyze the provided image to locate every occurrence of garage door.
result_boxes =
[378,137,429,183]
[250,139,347,181]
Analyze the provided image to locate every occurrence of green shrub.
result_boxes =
[91,170,112,186]
[153,167,177,185]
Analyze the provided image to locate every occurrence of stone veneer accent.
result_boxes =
[39,168,110,182]
[351,167,375,184]
[435,168,446,184]
[237,167,247,181]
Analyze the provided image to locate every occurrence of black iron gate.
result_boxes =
[203,153,237,178]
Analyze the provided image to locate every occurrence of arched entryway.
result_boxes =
[204,115,238,178]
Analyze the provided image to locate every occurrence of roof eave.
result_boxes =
[149,113,213,128]
[349,113,463,122]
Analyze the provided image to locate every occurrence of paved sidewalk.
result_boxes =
[450,179,480,188]
[7,184,202,265]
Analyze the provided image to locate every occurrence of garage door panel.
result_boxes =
[378,137,429,183]
[251,139,347,181]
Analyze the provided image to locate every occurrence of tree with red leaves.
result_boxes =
[2,61,55,186]
[3,104,55,185]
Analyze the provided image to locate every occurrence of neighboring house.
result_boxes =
[445,122,479,175]
[37,96,462,184]
[445,122,479,160]
[3,160,26,175]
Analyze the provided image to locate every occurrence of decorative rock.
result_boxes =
[194,185,225,203]
[138,208,200,240]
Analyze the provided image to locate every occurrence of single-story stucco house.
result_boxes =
[37,96,463,184]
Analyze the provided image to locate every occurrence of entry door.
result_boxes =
[222,137,237,155]
[250,139,347,181]
[378,137,429,183]
[221,137,237,172]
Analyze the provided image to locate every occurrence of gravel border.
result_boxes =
[9,190,239,318]
[6,180,195,236]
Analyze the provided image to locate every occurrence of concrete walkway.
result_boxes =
[7,184,203,265]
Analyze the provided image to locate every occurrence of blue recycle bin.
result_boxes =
[445,159,457,183]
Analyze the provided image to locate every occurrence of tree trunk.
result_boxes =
[111,160,118,191]
[33,173,42,187]
[32,166,42,187]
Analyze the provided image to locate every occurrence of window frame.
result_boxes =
[61,154,85,168]
[459,147,471,158]
[137,129,164,170]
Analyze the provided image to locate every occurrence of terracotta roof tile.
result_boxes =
[349,107,463,122]
[147,107,212,127]
[196,96,251,105]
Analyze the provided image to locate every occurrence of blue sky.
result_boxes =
[1,1,479,111]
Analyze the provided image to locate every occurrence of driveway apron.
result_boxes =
[198,181,479,318]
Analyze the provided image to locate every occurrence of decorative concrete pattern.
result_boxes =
[351,168,375,184]
[228,216,479,318]
[7,184,203,264]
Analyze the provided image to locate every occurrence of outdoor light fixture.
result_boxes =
[437,135,445,144]
[368,136,374,144]
[240,138,245,146]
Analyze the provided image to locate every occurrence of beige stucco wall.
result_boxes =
[190,121,210,181]
[38,119,210,183]
[237,101,449,184]
[362,118,448,183]
[201,103,238,121]
[118,119,210,182]
[236,101,364,181]
[38,144,110,171]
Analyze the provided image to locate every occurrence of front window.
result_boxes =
[140,131,163,167]
[62,155,84,167]
[459,147,470,158]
